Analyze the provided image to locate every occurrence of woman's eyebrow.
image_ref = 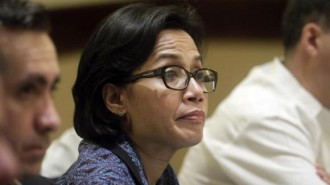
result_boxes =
[155,52,182,62]
[155,53,202,63]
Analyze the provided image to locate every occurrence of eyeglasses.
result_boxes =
[123,65,218,93]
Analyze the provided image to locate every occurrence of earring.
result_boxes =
[118,110,127,117]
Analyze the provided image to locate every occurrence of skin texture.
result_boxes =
[103,29,208,184]
[0,27,61,177]
[0,79,18,184]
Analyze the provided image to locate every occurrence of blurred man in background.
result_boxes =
[0,60,18,184]
[0,0,61,184]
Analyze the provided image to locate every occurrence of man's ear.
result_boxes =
[301,23,323,56]
[102,83,125,115]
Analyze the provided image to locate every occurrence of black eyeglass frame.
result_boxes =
[122,65,218,93]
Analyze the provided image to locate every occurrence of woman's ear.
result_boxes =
[102,83,126,115]
[301,23,323,56]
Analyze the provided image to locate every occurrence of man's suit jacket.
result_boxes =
[20,175,55,185]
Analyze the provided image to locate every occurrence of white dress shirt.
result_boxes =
[179,58,330,185]
[41,128,81,178]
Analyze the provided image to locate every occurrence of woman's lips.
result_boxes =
[177,110,205,121]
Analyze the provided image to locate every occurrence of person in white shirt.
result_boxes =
[41,128,81,178]
[179,0,330,184]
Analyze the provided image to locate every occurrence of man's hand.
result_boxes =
[316,165,330,185]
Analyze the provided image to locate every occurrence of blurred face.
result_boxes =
[0,79,17,183]
[316,30,330,108]
[0,28,61,176]
[122,29,208,153]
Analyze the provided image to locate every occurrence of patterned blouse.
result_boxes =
[56,135,179,185]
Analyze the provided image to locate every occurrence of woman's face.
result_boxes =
[122,29,208,152]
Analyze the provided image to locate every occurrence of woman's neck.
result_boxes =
[135,144,175,185]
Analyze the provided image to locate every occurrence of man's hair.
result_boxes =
[0,0,50,73]
[0,0,50,30]
[282,0,330,52]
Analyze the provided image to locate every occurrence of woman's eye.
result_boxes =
[165,71,178,81]
[195,72,205,81]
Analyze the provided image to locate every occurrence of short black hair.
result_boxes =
[0,0,50,73]
[282,0,330,52]
[72,2,205,144]
[0,0,50,30]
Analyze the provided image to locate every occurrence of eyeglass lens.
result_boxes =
[163,66,216,92]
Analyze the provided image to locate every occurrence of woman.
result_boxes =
[57,2,218,185]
